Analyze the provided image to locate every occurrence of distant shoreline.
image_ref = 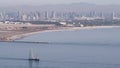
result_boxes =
[8,25,120,41]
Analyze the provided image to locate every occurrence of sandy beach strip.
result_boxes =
[7,25,120,41]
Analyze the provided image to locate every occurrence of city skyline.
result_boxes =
[0,0,119,6]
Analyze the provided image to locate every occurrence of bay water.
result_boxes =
[0,27,120,68]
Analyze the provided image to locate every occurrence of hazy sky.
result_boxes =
[0,0,119,6]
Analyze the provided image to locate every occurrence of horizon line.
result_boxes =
[0,2,119,7]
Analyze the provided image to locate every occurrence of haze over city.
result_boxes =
[0,0,119,6]
[0,0,120,68]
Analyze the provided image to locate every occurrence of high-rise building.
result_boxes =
[21,13,28,21]
[44,11,49,20]
[50,11,56,19]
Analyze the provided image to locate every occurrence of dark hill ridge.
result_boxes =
[0,2,120,13]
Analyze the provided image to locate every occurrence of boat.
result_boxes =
[28,49,40,61]
[28,58,40,61]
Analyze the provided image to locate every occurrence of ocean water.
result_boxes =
[0,27,120,68]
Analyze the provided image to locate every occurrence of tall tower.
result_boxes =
[44,11,49,20]
[21,13,27,21]
[51,11,56,19]
[0,12,4,21]
[112,12,115,20]
[17,11,21,21]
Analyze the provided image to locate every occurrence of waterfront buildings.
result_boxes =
[0,11,120,22]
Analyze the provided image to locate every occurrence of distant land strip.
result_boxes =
[0,23,120,42]
[0,24,71,41]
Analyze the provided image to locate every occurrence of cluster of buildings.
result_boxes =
[0,11,120,22]
[0,11,57,21]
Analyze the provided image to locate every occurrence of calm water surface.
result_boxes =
[0,27,120,68]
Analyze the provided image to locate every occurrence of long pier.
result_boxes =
[0,41,50,44]
[0,41,113,46]
[0,41,80,45]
